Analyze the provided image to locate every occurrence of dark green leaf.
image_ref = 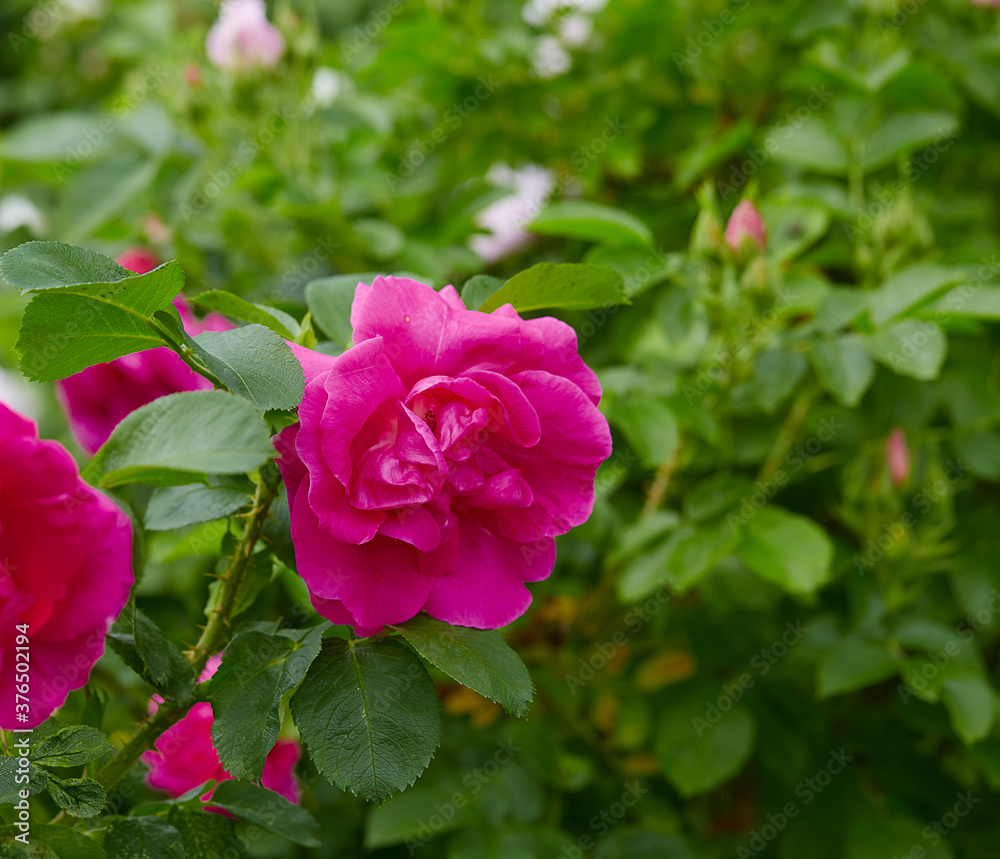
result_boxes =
[31,726,112,768]
[167,808,245,859]
[809,336,876,407]
[102,817,185,859]
[390,616,533,717]
[209,781,320,847]
[290,638,441,803]
[209,625,326,781]
[0,757,47,805]
[45,775,105,819]
[740,507,833,595]
[145,479,254,531]
[190,291,299,340]
[817,637,899,697]
[0,825,107,859]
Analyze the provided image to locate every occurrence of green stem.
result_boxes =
[93,479,278,796]
[756,385,820,488]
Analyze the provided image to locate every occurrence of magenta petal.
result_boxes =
[423,516,555,628]
[377,505,442,551]
[485,370,612,541]
[290,478,434,629]
[310,594,385,637]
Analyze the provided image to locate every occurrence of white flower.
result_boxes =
[531,35,572,78]
[206,0,285,72]
[0,195,46,236]
[522,0,608,26]
[470,163,557,264]
[558,14,593,47]
[310,67,351,108]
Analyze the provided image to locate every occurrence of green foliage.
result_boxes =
[479,263,626,313]
[208,781,320,847]
[290,638,441,803]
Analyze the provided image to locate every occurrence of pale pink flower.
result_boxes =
[206,0,285,72]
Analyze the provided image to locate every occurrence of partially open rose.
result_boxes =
[0,402,133,729]
[276,276,612,634]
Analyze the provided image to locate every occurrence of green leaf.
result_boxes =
[954,431,1000,480]
[608,397,679,469]
[0,757,47,805]
[459,274,504,311]
[209,781,321,847]
[817,637,899,697]
[102,817,185,859]
[848,813,954,859]
[654,682,756,798]
[740,507,833,595]
[4,246,186,381]
[45,775,105,819]
[869,263,967,326]
[107,603,196,704]
[0,825,107,859]
[926,285,1000,318]
[306,273,382,350]
[0,112,108,163]
[809,336,876,407]
[860,112,959,173]
[866,319,947,380]
[190,291,299,340]
[746,350,808,413]
[528,201,654,246]
[0,241,130,289]
[31,727,112,768]
[145,479,254,531]
[58,157,158,243]
[290,638,441,803]
[941,675,996,745]
[209,625,326,782]
[390,616,533,717]
[767,117,849,175]
[167,808,246,859]
[766,203,830,263]
[480,263,627,314]
[364,786,471,849]
[84,391,275,488]
[190,325,305,412]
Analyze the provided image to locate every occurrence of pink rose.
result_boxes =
[57,251,231,454]
[0,402,133,729]
[276,276,612,635]
[143,655,302,806]
[206,0,285,72]
[724,199,767,253]
[887,428,910,487]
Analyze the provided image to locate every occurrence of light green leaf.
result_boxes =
[941,675,996,745]
[866,319,947,380]
[480,263,627,314]
[740,507,833,595]
[209,626,326,782]
[0,112,108,163]
[767,117,849,175]
[290,638,441,803]
[459,274,504,311]
[529,201,654,246]
[390,616,533,717]
[747,350,808,413]
[191,290,299,340]
[306,273,382,350]
[84,391,274,488]
[861,112,959,173]
[145,479,254,531]
[869,263,967,326]
[809,336,876,407]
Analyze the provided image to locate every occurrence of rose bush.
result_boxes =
[0,402,132,730]
[276,275,612,634]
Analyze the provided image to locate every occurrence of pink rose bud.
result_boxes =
[143,655,302,807]
[116,246,159,275]
[724,200,767,254]
[56,250,232,454]
[184,63,203,88]
[206,0,285,72]
[887,428,911,487]
[0,402,133,729]
[276,276,612,635]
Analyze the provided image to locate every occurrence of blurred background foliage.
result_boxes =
[5,0,1000,856]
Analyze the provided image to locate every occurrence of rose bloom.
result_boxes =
[206,0,285,72]
[277,276,612,635]
[0,402,132,729]
[469,163,556,264]
[57,249,230,454]
[143,655,301,806]
[724,200,767,253]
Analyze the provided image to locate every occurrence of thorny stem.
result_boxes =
[93,478,277,796]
